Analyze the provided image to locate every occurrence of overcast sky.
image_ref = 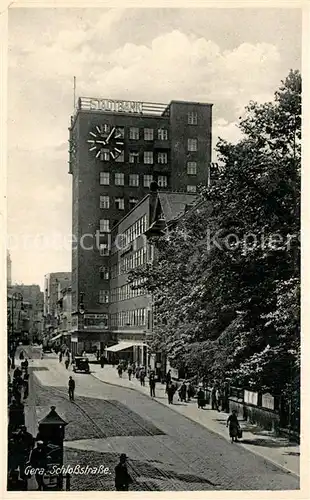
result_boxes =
[7,7,301,288]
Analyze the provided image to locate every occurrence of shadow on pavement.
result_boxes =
[241,438,295,448]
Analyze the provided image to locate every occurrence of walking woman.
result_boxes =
[226,409,240,443]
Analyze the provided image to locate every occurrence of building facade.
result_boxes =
[107,188,198,366]
[8,284,44,343]
[69,96,212,355]
[43,273,71,336]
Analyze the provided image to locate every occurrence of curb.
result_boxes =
[90,371,300,479]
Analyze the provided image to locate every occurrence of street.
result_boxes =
[23,349,299,491]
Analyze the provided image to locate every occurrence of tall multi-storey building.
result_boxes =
[44,272,71,335]
[69,96,212,355]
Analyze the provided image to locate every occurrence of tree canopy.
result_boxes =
[129,70,301,395]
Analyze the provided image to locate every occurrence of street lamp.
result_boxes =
[9,292,24,369]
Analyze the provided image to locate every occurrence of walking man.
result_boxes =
[139,366,146,387]
[127,364,133,381]
[100,353,105,369]
[115,454,132,491]
[68,376,75,401]
[149,370,156,397]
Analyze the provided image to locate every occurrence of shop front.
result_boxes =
[70,313,113,357]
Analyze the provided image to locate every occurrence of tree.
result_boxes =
[129,70,301,394]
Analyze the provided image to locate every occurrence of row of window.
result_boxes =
[110,308,147,327]
[110,278,145,303]
[99,140,197,164]
[124,215,148,245]
[100,150,168,164]
[121,247,148,273]
[100,172,168,188]
[100,196,139,210]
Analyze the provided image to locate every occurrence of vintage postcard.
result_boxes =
[3,1,306,496]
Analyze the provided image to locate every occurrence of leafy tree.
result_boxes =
[129,70,301,398]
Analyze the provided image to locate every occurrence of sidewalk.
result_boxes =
[90,364,300,476]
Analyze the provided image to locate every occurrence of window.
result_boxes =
[144,151,153,164]
[99,290,109,304]
[158,175,167,188]
[188,138,198,151]
[115,151,125,163]
[187,161,197,175]
[100,219,110,232]
[158,128,168,140]
[129,174,139,187]
[129,152,139,164]
[100,149,110,161]
[115,173,124,186]
[115,197,125,210]
[100,172,110,185]
[157,152,168,164]
[187,185,197,193]
[99,266,109,280]
[129,198,138,208]
[129,127,139,140]
[144,175,153,187]
[99,243,109,256]
[188,111,198,125]
[100,195,110,209]
[144,128,154,141]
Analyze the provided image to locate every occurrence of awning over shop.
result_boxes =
[106,341,147,353]
[50,332,70,342]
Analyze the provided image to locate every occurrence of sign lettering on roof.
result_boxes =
[82,98,143,114]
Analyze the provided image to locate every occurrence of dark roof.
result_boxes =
[39,406,67,426]
[158,192,198,223]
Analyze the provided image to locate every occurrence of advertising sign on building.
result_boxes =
[244,389,258,406]
[83,313,108,330]
[262,393,275,410]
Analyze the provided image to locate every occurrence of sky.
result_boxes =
[7,7,301,288]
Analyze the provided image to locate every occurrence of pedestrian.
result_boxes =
[178,381,187,402]
[29,441,47,490]
[16,425,34,480]
[135,366,140,379]
[114,453,132,491]
[100,353,105,369]
[149,370,156,397]
[187,381,195,402]
[139,367,146,386]
[13,366,22,380]
[211,386,217,410]
[167,382,176,404]
[197,385,205,409]
[117,364,123,378]
[166,369,172,384]
[59,352,62,363]
[215,388,221,411]
[68,376,75,401]
[23,371,29,399]
[226,409,240,443]
[19,351,24,361]
[127,364,133,381]
[65,358,69,370]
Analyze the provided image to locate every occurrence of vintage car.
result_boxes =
[72,356,90,374]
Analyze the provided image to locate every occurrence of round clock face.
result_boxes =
[87,124,124,160]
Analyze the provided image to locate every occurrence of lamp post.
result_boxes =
[9,292,24,369]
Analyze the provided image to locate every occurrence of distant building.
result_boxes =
[7,250,12,287]
[8,284,44,343]
[69,95,212,354]
[44,273,71,335]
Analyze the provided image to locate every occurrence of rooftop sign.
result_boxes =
[77,97,169,116]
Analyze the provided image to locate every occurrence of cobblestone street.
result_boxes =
[24,354,299,491]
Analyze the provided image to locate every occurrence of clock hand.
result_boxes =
[106,127,116,143]
[96,140,107,145]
